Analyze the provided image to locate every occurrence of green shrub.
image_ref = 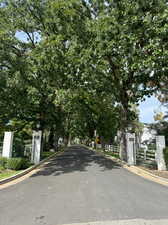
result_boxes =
[0,157,7,169]
[6,158,23,170]
[12,138,24,157]
[6,158,31,170]
[163,147,168,169]
[0,165,5,171]
[20,158,31,169]
[41,151,55,160]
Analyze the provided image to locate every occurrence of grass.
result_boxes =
[0,169,22,181]
[104,151,120,159]
[94,147,120,159]
[41,151,55,160]
[41,147,65,160]
[0,148,66,181]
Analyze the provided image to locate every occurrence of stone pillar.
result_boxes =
[2,132,14,158]
[126,133,136,166]
[31,131,42,164]
[156,136,166,171]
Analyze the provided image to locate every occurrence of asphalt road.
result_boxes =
[0,145,168,225]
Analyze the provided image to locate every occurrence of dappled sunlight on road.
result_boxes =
[31,145,121,178]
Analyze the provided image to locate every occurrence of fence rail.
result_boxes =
[91,143,157,164]
[24,140,32,159]
[137,148,156,162]
[105,145,120,154]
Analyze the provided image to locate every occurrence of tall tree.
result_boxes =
[80,0,168,160]
[0,0,89,131]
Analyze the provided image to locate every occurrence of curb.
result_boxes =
[0,151,63,186]
[123,165,168,186]
[87,146,168,187]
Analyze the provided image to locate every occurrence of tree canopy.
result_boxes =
[0,0,168,160]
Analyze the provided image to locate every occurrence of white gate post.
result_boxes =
[126,133,136,165]
[156,136,166,171]
[31,131,42,164]
[2,132,14,158]
[91,141,94,149]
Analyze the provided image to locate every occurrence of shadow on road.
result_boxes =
[31,145,121,178]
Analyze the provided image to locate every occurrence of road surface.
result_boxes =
[0,145,168,225]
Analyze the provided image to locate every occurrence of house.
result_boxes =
[140,124,157,149]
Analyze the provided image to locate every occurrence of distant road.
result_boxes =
[0,145,168,225]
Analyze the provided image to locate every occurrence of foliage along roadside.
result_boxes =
[92,146,120,160]
[0,170,22,181]
[0,157,30,181]
[0,0,168,162]
[0,157,31,170]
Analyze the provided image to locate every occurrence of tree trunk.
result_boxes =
[41,130,44,153]
[100,136,105,151]
[119,99,129,162]
[54,133,59,151]
[48,128,54,150]
[63,136,68,146]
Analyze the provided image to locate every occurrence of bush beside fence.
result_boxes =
[0,157,31,171]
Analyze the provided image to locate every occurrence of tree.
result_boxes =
[80,0,168,160]
[0,0,90,147]
[0,0,168,160]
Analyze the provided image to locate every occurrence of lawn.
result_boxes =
[105,151,120,159]
[0,149,65,181]
[95,148,120,159]
[41,151,56,160]
[0,169,22,181]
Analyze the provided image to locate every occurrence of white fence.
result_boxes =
[137,148,156,162]
[89,143,120,155]
[0,135,32,159]
[89,134,166,170]
[104,145,157,165]
[0,131,41,165]
[23,140,32,160]
[104,145,120,154]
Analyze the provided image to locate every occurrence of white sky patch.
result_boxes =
[15,31,41,43]
[149,70,154,77]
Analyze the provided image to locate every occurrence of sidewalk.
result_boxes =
[139,166,168,179]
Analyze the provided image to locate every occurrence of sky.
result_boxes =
[138,96,167,124]
[15,31,41,43]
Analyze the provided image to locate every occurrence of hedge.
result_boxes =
[0,157,31,170]
[0,157,7,168]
